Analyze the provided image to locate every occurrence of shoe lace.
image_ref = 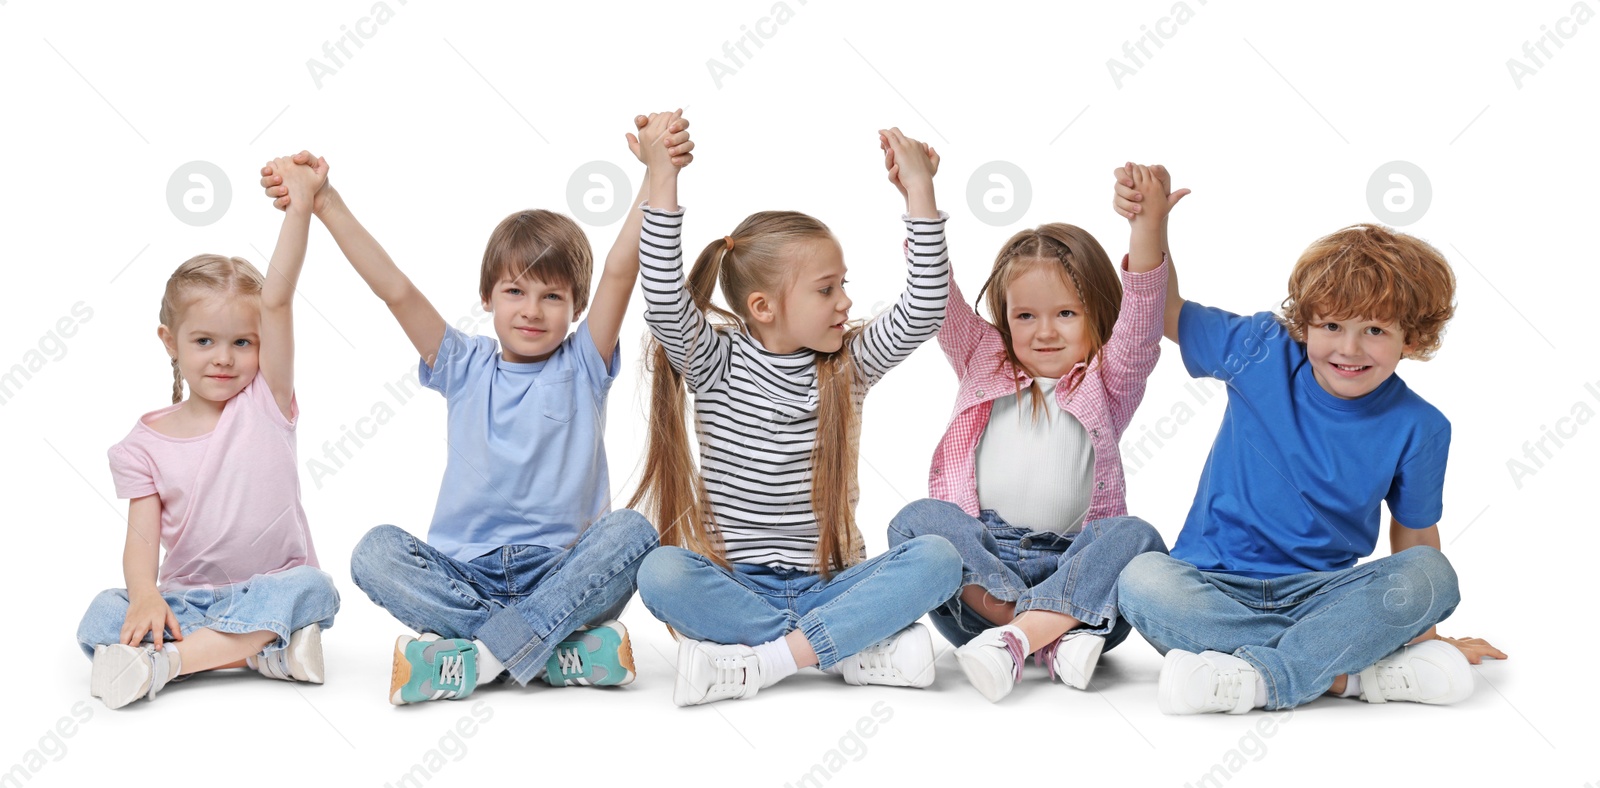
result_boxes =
[436,654,466,694]
[1210,668,1246,708]
[711,654,753,689]
[1034,639,1059,683]
[556,647,584,676]
[857,641,894,673]
[999,630,1026,684]
[1370,665,1412,694]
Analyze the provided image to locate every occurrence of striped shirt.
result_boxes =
[928,257,1168,522]
[639,205,950,570]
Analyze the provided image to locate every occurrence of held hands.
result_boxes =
[260,151,334,213]
[628,110,694,169]
[121,591,182,650]
[878,127,938,198]
[1113,162,1189,222]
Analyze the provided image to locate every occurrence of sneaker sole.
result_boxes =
[286,625,324,684]
[608,620,637,687]
[91,645,153,710]
[389,635,413,706]
[1056,634,1105,690]
[671,636,699,707]
[954,646,1013,703]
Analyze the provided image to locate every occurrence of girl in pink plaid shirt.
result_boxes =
[888,163,1186,702]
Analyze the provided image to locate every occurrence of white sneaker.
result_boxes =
[1045,631,1105,690]
[836,624,936,688]
[1358,640,1474,705]
[91,644,173,710]
[1157,650,1258,715]
[954,625,1028,702]
[247,625,325,683]
[672,638,764,707]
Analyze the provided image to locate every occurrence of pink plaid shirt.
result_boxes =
[927,256,1168,521]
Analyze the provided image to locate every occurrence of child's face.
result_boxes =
[1004,262,1088,381]
[1304,314,1413,399]
[160,295,261,404]
[485,272,576,364]
[772,237,852,354]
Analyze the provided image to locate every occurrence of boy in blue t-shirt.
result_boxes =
[259,112,695,704]
[1109,169,1503,713]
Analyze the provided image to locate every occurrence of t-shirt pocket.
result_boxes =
[535,371,577,423]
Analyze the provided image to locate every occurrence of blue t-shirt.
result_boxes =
[420,321,619,561]
[1171,302,1450,579]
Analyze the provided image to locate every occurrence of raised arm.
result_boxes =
[257,155,323,419]
[1115,163,1189,343]
[851,128,950,384]
[260,153,447,367]
[587,112,694,366]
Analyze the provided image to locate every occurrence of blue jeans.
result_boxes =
[887,498,1168,649]
[1116,549,1461,709]
[77,565,340,658]
[635,536,961,670]
[349,509,657,685]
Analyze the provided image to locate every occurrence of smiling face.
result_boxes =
[484,272,576,363]
[1003,261,1089,380]
[159,294,261,404]
[762,237,853,354]
[1303,313,1413,399]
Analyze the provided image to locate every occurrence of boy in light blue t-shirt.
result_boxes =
[1108,168,1504,714]
[259,112,695,704]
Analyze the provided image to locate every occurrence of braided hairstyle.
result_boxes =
[158,254,266,403]
[974,224,1122,416]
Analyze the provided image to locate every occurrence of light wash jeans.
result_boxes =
[1116,548,1461,709]
[349,509,657,685]
[887,498,1167,650]
[634,536,961,670]
[77,565,340,658]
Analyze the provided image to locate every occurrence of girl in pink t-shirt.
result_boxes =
[75,156,340,710]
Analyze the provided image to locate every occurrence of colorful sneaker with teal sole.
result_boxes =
[390,635,478,705]
[542,619,636,687]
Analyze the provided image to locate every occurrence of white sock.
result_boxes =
[1340,674,1363,698]
[161,642,182,680]
[753,638,798,688]
[473,640,505,682]
[1253,673,1269,708]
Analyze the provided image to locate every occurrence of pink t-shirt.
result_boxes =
[107,375,318,590]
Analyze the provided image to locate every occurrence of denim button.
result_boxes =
[1091,428,1101,440]
[1020,538,1032,549]
[1096,481,1106,490]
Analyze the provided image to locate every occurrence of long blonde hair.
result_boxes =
[159,254,265,403]
[628,211,864,577]
[973,224,1121,416]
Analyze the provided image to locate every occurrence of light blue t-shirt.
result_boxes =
[420,321,619,561]
[1171,302,1451,579]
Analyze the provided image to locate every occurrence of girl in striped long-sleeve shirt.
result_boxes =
[887,163,1186,702]
[629,127,962,706]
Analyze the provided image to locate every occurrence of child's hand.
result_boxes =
[271,154,327,213]
[628,112,694,169]
[1434,633,1508,664]
[1113,162,1189,221]
[259,150,334,213]
[632,110,688,173]
[878,127,938,198]
[121,592,181,650]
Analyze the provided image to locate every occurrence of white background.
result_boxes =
[2,1,1595,785]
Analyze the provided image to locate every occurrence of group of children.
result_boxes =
[77,110,1505,714]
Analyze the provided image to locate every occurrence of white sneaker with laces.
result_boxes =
[835,624,936,688]
[1158,650,1258,715]
[673,638,764,707]
[1358,640,1474,705]
[91,644,173,710]
[1047,631,1105,690]
[954,625,1028,702]
[247,625,325,684]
